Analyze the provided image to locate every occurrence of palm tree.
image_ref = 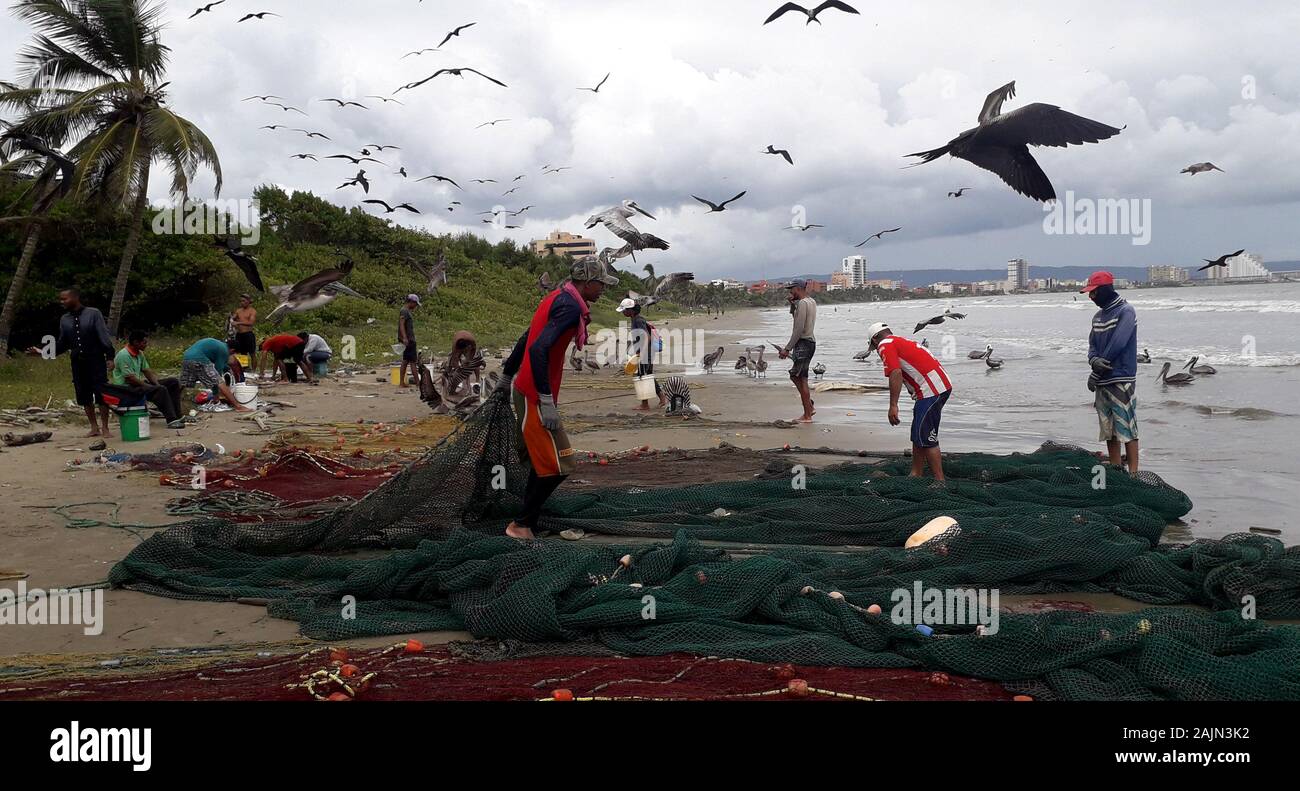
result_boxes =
[3,0,222,335]
[0,127,76,357]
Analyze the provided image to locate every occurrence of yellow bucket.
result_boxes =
[235,354,251,368]
[390,366,404,385]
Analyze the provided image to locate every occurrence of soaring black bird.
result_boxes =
[290,153,317,160]
[292,129,331,140]
[477,119,510,128]
[762,144,794,164]
[437,22,477,48]
[948,187,972,197]
[327,154,384,165]
[417,174,463,190]
[189,1,225,19]
[1197,249,1245,272]
[367,144,401,151]
[470,179,497,184]
[266,102,307,115]
[579,73,611,93]
[764,1,860,25]
[337,169,370,193]
[855,227,901,247]
[242,94,282,102]
[212,237,265,292]
[784,224,824,231]
[365,95,405,105]
[363,199,420,214]
[692,191,747,212]
[320,98,368,109]
[237,12,280,22]
[906,81,1123,202]
[396,167,408,178]
[1181,162,1224,175]
[397,68,506,92]
[543,166,572,175]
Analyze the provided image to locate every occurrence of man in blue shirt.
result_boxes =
[180,337,252,412]
[1083,271,1139,472]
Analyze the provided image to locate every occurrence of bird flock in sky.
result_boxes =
[182,1,1239,312]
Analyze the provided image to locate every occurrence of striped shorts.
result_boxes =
[1095,382,1138,442]
[660,376,692,413]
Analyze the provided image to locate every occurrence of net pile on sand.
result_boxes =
[108,390,1300,700]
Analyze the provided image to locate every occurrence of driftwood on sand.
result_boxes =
[3,430,54,447]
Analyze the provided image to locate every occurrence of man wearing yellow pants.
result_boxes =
[500,256,619,539]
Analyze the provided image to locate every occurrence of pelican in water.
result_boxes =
[853,348,873,361]
[812,362,827,380]
[984,348,1004,370]
[1137,348,1152,364]
[1157,362,1195,385]
[585,200,669,260]
[1184,356,1217,375]
[968,346,991,360]
[702,346,725,373]
[266,257,365,325]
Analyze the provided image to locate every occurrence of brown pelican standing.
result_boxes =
[1184,356,1217,375]
[734,355,749,372]
[853,348,872,361]
[985,348,1004,370]
[906,81,1124,202]
[702,346,725,373]
[1157,362,1194,385]
[812,362,827,379]
[584,200,669,260]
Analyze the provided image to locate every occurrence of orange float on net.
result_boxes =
[404,639,424,653]
[787,679,810,697]
[328,648,349,662]
[327,692,351,702]
[340,664,360,678]
[552,689,574,702]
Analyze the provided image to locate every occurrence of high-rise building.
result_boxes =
[531,231,597,260]
[841,255,868,287]
[1007,258,1030,290]
[1148,265,1189,284]
[1204,251,1273,280]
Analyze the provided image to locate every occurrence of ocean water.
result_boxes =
[714,282,1300,540]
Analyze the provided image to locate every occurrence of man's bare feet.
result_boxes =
[505,522,535,540]
[633,404,652,412]
[795,415,814,424]
[85,429,102,438]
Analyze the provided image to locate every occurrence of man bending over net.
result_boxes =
[500,256,619,539]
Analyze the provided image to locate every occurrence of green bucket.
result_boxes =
[118,406,151,442]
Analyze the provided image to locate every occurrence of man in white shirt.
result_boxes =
[298,332,332,368]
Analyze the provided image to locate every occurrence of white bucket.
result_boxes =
[633,375,657,401]
[232,383,259,406]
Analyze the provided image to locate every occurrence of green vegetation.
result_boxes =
[0,183,659,409]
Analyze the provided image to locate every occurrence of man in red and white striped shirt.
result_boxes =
[868,322,953,482]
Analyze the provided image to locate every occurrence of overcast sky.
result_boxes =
[3,0,1299,281]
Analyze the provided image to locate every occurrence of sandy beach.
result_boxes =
[1,307,917,659]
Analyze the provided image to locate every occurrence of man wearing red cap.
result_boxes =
[1082,271,1140,472]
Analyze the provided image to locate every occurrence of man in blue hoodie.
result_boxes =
[1082,271,1139,472]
